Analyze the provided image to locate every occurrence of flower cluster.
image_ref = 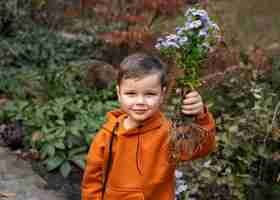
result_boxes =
[175,170,188,200]
[156,8,220,200]
[156,8,220,51]
[155,7,220,89]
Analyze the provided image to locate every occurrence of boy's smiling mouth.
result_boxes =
[132,109,148,113]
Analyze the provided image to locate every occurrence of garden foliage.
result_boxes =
[78,0,189,64]
[0,62,118,177]
[0,2,116,177]
[0,26,102,68]
[0,1,279,199]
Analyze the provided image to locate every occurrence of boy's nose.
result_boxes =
[136,96,145,104]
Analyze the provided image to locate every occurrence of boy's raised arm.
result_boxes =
[81,131,106,200]
[180,106,216,161]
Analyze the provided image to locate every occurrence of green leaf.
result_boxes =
[54,127,66,138]
[66,136,74,148]
[45,133,56,141]
[54,140,65,150]
[200,169,211,178]
[68,147,88,158]
[45,156,65,171]
[271,184,280,196]
[47,144,56,157]
[60,161,72,178]
[70,156,86,169]
[257,145,268,158]
[93,101,107,115]
[70,126,81,136]
[42,126,56,134]
[85,134,94,145]
[18,101,30,111]
[40,144,49,159]
[228,125,239,133]
[40,143,55,158]
[56,120,65,126]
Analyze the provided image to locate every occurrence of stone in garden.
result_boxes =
[0,147,66,200]
[83,60,118,89]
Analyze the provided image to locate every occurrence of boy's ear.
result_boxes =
[162,86,167,95]
[116,85,120,101]
[160,86,167,104]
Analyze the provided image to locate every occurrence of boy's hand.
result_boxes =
[181,90,204,115]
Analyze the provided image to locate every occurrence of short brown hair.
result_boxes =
[118,53,168,87]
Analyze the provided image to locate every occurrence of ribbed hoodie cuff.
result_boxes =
[193,105,210,125]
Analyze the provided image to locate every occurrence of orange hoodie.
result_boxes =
[81,108,215,200]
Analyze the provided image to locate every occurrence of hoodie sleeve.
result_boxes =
[180,106,216,161]
[81,131,107,200]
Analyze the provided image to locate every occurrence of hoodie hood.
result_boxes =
[102,109,164,136]
[101,109,167,176]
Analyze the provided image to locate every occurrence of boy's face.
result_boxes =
[117,73,165,126]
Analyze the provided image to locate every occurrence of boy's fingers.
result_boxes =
[182,107,203,115]
[183,95,202,105]
[185,91,199,98]
[182,90,204,115]
[182,102,203,111]
[183,97,200,105]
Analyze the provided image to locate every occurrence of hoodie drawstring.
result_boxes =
[102,122,119,200]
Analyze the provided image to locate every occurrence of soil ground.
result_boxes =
[31,161,82,200]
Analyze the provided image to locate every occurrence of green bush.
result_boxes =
[0,0,32,36]
[0,60,118,177]
[0,21,113,177]
[0,25,103,68]
[271,56,280,91]
[0,94,118,177]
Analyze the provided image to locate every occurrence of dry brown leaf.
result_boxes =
[31,131,43,143]
[272,152,280,161]
[63,7,81,18]
[0,97,9,107]
[0,192,17,198]
[248,46,272,72]
[112,15,146,24]
[272,127,280,139]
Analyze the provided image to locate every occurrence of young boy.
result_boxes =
[81,53,216,200]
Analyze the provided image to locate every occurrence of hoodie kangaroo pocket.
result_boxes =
[105,187,145,200]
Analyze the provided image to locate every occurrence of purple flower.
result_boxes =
[166,34,179,41]
[185,20,202,29]
[193,9,208,18]
[198,27,209,37]
[178,36,188,45]
[175,170,183,178]
[156,7,220,62]
[175,170,188,199]
[176,27,181,33]
[200,14,210,23]
[157,37,164,42]
[165,41,179,48]
[184,8,196,17]
[155,43,162,49]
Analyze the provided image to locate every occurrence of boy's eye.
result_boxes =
[125,92,136,95]
[146,92,157,96]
